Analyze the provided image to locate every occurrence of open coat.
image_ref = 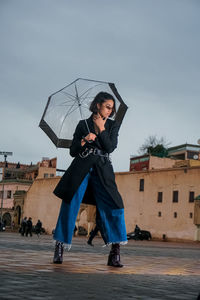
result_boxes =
[53,115,124,209]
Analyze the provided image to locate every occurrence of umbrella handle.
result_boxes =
[84,119,91,135]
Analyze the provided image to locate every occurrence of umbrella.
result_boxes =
[39,78,128,148]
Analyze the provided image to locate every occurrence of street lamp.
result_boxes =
[0,151,13,222]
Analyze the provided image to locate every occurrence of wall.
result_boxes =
[115,167,200,241]
[23,177,61,232]
[0,182,31,208]
[149,156,176,170]
[23,167,200,241]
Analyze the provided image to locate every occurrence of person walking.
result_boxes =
[87,208,106,246]
[134,224,141,240]
[26,217,33,237]
[53,92,127,267]
[20,217,27,236]
[35,219,42,237]
[87,225,99,246]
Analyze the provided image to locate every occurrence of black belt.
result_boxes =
[79,147,109,159]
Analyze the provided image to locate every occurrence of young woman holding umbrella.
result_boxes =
[53,91,127,267]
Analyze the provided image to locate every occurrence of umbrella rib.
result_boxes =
[56,100,77,106]
[80,103,90,110]
[58,104,80,137]
[61,91,77,100]
[79,90,92,105]
[78,89,97,111]
[78,83,103,99]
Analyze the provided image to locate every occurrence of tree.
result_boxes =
[138,135,170,157]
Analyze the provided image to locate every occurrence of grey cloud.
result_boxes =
[0,0,200,171]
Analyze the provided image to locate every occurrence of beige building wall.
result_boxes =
[23,176,96,234]
[149,156,177,169]
[37,167,56,179]
[116,167,200,241]
[23,166,200,241]
[23,177,61,231]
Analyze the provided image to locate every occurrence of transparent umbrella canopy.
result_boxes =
[39,78,128,148]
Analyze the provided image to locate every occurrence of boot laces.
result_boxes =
[56,242,63,257]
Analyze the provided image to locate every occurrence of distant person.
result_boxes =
[134,225,140,234]
[21,217,27,236]
[73,225,77,237]
[35,219,42,237]
[134,224,141,240]
[87,209,106,246]
[26,217,33,237]
[11,221,15,230]
[87,225,99,246]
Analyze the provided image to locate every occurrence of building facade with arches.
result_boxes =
[0,157,57,228]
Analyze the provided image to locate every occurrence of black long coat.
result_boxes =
[53,115,124,209]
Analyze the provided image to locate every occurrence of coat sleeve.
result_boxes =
[69,121,86,157]
[97,121,120,153]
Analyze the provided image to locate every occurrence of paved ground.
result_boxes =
[0,232,200,300]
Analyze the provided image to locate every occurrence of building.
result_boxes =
[22,162,200,241]
[167,143,200,160]
[130,143,200,172]
[130,154,177,172]
[0,157,57,227]
[18,143,200,241]
[126,144,200,241]
[116,165,200,241]
[22,176,96,236]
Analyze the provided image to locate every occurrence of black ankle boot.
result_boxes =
[107,243,123,268]
[53,241,64,264]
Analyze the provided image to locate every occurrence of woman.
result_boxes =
[53,91,127,267]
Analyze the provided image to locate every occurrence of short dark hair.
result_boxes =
[89,92,116,118]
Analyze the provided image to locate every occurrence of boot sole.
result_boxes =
[53,260,63,264]
[107,262,123,268]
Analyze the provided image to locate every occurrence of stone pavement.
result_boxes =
[0,232,200,300]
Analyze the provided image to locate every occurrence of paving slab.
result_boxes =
[0,232,200,299]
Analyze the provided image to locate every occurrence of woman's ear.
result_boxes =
[97,103,100,110]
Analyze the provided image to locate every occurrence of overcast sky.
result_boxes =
[0,0,200,172]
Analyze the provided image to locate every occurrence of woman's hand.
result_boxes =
[81,132,97,146]
[93,113,106,133]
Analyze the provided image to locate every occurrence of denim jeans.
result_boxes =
[53,169,127,246]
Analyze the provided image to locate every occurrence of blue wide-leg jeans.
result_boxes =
[53,170,127,247]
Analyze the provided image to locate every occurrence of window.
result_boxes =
[189,212,193,218]
[158,211,162,217]
[157,192,163,203]
[50,174,54,178]
[173,191,179,203]
[189,191,194,203]
[44,173,48,178]
[0,191,3,198]
[139,179,144,191]
[7,191,12,198]
[174,212,177,218]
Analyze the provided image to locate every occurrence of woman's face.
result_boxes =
[97,99,114,119]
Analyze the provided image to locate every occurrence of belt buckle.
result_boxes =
[93,148,98,155]
[79,148,90,158]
